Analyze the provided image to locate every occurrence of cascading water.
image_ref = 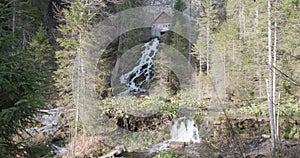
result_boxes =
[117,38,201,153]
[120,38,160,95]
[149,117,201,153]
[170,117,201,143]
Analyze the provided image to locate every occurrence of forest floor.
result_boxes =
[28,97,300,158]
[118,137,300,158]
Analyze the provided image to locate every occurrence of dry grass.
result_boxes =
[63,134,112,158]
[206,117,300,158]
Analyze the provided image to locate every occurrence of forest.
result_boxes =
[0,0,300,157]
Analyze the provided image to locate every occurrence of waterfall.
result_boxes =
[120,38,160,95]
[149,117,200,154]
[170,117,201,143]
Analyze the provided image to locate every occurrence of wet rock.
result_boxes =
[168,141,186,149]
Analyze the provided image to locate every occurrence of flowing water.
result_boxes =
[170,117,201,143]
[149,116,201,153]
[26,108,67,157]
[120,38,160,95]
[118,38,201,153]
[26,107,63,133]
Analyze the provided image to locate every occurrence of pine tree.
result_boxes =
[29,25,53,72]
[193,0,219,75]
[54,0,94,108]
[0,1,50,157]
[53,0,96,154]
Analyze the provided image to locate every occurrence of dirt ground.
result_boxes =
[168,138,300,158]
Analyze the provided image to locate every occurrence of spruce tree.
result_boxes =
[53,0,95,149]
[0,1,51,156]
[193,0,219,75]
[29,25,53,72]
[54,0,94,108]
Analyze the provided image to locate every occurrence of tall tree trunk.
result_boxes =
[11,0,16,53]
[267,0,276,151]
[13,1,16,36]
[188,0,192,67]
[273,0,278,141]
[199,46,203,100]
[206,21,210,75]
[255,7,263,98]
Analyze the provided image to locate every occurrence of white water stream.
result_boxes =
[26,108,67,157]
[149,116,201,153]
[27,108,62,133]
[170,117,201,143]
[120,38,160,95]
[118,38,200,153]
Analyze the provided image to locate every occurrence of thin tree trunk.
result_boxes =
[223,47,226,97]
[255,7,263,98]
[267,0,276,151]
[73,31,82,155]
[188,0,192,67]
[242,1,245,40]
[232,39,235,64]
[13,1,16,36]
[199,47,202,75]
[238,1,243,40]
[22,30,27,50]
[11,0,16,53]
[277,92,280,139]
[199,47,203,100]
[273,10,278,141]
[206,22,210,75]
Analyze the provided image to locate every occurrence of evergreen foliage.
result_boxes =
[192,0,219,75]
[54,0,94,108]
[30,26,53,72]
[0,52,49,157]
[0,0,300,156]
[0,3,51,156]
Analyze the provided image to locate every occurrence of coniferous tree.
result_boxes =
[193,0,218,75]
[54,0,94,108]
[0,1,51,157]
[53,1,95,153]
[29,25,53,72]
